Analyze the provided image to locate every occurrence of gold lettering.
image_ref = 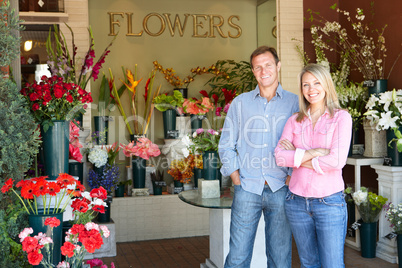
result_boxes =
[209,15,227,38]
[192,14,208,38]
[143,13,166,36]
[125,12,143,36]
[228,15,242,38]
[108,12,124,36]
[163,13,189,37]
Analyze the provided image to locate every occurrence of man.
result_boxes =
[218,46,299,267]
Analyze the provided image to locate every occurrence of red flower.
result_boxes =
[61,241,76,258]
[27,250,43,266]
[71,199,89,213]
[44,217,61,228]
[70,224,85,235]
[57,173,76,187]
[199,90,209,98]
[1,178,14,193]
[66,93,73,103]
[16,179,28,188]
[90,187,108,200]
[81,230,103,253]
[212,94,219,105]
[47,181,61,196]
[32,103,40,111]
[22,236,40,253]
[92,205,105,214]
[20,181,35,199]
[33,179,48,197]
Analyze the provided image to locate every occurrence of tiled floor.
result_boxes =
[99,236,398,268]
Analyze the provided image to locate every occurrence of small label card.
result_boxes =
[167,130,179,139]
[174,187,183,194]
[385,232,397,240]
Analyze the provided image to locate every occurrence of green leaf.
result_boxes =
[330,3,337,10]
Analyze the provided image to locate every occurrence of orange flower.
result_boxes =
[57,173,76,187]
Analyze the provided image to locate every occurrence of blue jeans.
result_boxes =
[285,191,347,268]
[224,184,292,268]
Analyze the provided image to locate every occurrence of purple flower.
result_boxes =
[196,128,204,135]
[207,129,215,135]
[223,103,231,113]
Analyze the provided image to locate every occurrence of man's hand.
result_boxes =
[230,170,241,185]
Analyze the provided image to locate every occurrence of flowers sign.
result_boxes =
[1,174,84,215]
[20,75,93,132]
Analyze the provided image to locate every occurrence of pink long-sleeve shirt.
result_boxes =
[274,109,352,198]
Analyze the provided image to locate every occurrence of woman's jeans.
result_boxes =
[285,190,347,268]
[224,184,292,268]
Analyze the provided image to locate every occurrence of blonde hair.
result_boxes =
[296,64,340,122]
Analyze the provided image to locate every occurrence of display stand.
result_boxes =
[344,156,383,250]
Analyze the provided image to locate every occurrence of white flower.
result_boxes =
[88,148,108,168]
[100,225,110,238]
[39,236,53,245]
[81,191,91,200]
[19,227,33,242]
[85,222,100,231]
[352,190,368,206]
[377,111,398,130]
[57,261,70,268]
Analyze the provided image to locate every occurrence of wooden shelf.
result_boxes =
[19,11,69,24]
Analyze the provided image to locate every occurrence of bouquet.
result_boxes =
[347,187,388,223]
[88,164,120,194]
[71,187,109,225]
[120,137,161,160]
[20,75,93,132]
[88,148,108,168]
[153,60,214,89]
[199,88,235,129]
[385,203,402,234]
[118,66,161,135]
[19,220,112,267]
[364,88,402,131]
[1,174,83,215]
[46,25,116,91]
[182,96,214,116]
[69,121,83,162]
[168,155,195,184]
[305,4,401,80]
[189,128,221,154]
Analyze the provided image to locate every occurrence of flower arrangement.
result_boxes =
[346,187,388,223]
[1,174,84,215]
[20,75,93,132]
[88,164,120,193]
[182,96,214,115]
[364,89,402,131]
[168,155,195,184]
[385,203,402,234]
[120,137,161,160]
[336,82,368,130]
[118,66,161,135]
[19,220,111,267]
[46,25,116,91]
[199,88,235,129]
[194,154,203,169]
[71,187,109,225]
[69,121,83,162]
[88,148,108,168]
[153,61,214,89]
[152,90,185,112]
[305,4,401,80]
[189,128,221,153]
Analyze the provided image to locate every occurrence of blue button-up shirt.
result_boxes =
[218,83,299,195]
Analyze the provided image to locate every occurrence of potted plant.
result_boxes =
[189,128,221,181]
[150,169,165,195]
[347,186,388,258]
[0,3,41,266]
[364,89,402,165]
[115,179,132,197]
[153,90,185,139]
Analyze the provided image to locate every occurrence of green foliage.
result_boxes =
[0,1,24,67]
[0,79,41,181]
[98,74,113,116]
[153,90,184,112]
[0,193,30,268]
[206,59,257,95]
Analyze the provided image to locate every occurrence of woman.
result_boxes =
[274,64,352,267]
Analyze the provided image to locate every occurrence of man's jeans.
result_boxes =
[224,184,292,268]
[285,191,347,268]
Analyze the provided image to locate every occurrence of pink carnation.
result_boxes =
[120,138,161,160]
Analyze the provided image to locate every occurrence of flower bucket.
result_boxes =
[162,109,177,139]
[193,168,203,188]
[41,120,70,180]
[360,221,377,258]
[386,128,402,166]
[366,79,387,96]
[97,197,112,223]
[115,185,125,197]
[132,157,146,188]
[29,209,64,268]
[202,151,219,180]
[69,160,83,184]
[397,234,402,268]
[93,116,109,145]
[190,115,204,134]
